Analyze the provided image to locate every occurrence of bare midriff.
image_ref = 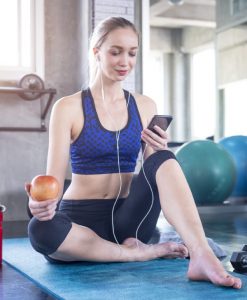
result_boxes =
[63,172,133,200]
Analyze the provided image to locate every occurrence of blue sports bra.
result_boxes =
[70,89,143,174]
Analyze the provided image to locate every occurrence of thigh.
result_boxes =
[59,199,119,241]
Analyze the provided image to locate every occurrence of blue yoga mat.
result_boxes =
[3,238,247,300]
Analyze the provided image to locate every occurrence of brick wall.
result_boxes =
[94,0,134,24]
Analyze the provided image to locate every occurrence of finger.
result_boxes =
[142,133,166,149]
[143,128,168,145]
[30,202,57,214]
[34,210,56,220]
[29,207,46,215]
[39,217,52,222]
[153,125,168,138]
[48,201,58,209]
[141,134,148,144]
[143,127,166,139]
[37,213,56,222]
[30,198,58,207]
[142,131,157,143]
[25,183,31,196]
[143,128,159,139]
[29,201,57,214]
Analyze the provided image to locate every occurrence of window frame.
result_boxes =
[189,45,217,140]
[0,0,44,81]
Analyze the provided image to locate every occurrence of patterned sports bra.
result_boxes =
[70,89,143,174]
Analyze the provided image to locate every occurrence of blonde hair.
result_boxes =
[88,17,139,85]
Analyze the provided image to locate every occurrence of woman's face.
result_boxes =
[96,27,139,82]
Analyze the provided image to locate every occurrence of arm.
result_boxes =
[28,97,73,220]
[46,98,72,196]
[135,94,169,160]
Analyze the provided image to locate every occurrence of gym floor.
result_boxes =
[1,206,247,300]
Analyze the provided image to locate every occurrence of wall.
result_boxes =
[216,0,247,87]
[217,0,247,31]
[182,27,214,52]
[149,25,215,141]
[45,0,84,97]
[215,0,247,138]
[216,22,247,87]
[150,27,173,52]
[0,0,84,221]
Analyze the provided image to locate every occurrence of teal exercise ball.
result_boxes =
[176,140,236,206]
[219,135,247,197]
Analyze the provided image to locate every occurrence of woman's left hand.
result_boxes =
[141,125,169,151]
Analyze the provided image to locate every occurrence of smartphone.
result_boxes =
[147,115,173,136]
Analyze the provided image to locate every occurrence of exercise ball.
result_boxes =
[219,135,247,197]
[176,140,236,206]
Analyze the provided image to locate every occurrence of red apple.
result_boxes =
[30,175,59,201]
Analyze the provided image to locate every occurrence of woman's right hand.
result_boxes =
[25,183,59,221]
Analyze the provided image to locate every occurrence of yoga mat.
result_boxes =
[3,238,247,300]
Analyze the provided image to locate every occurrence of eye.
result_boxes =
[129,52,136,57]
[110,50,120,56]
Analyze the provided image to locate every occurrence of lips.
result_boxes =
[116,70,128,76]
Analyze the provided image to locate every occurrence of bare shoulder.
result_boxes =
[133,92,156,109]
[50,91,82,122]
[132,92,157,127]
[53,91,81,113]
[48,91,82,131]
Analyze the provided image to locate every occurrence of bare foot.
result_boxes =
[122,237,188,261]
[188,248,242,289]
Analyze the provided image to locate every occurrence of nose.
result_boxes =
[119,53,128,66]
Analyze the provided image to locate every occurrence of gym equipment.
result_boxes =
[219,135,247,197]
[4,238,247,299]
[176,140,236,206]
[18,73,45,100]
[0,205,6,264]
[230,245,247,273]
[0,74,56,132]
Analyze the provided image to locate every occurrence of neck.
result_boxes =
[90,73,124,102]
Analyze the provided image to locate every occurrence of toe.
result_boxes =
[232,278,242,289]
[216,274,241,288]
[180,245,189,257]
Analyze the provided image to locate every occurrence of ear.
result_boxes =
[93,48,100,62]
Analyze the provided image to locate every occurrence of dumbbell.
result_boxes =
[230,245,247,273]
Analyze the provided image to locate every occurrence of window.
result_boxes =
[224,79,247,136]
[145,51,165,114]
[0,0,44,80]
[190,47,216,139]
[232,0,247,15]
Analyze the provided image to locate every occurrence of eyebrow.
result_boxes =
[110,45,138,50]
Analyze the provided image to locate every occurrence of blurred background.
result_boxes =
[0,0,247,225]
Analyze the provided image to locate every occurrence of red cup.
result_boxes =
[0,205,6,265]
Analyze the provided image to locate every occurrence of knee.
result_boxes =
[28,212,72,255]
[143,150,177,183]
[146,150,176,165]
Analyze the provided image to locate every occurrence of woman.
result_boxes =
[27,17,241,289]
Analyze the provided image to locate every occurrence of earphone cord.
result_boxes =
[111,130,122,246]
[135,143,154,249]
[100,74,154,252]
[100,74,130,248]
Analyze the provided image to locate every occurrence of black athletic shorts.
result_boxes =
[28,150,176,262]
